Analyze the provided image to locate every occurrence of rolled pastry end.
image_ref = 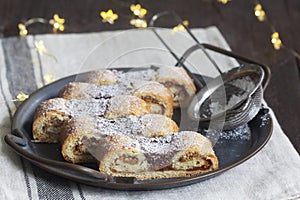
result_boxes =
[32,110,70,143]
[155,66,196,107]
[132,81,174,118]
[61,132,97,163]
[99,135,149,178]
[32,98,70,143]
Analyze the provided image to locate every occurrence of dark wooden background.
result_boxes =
[0,0,299,153]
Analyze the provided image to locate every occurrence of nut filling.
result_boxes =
[141,96,165,115]
[163,81,188,102]
[111,155,142,173]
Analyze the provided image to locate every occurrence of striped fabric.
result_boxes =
[0,27,299,200]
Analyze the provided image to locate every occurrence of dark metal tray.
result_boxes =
[4,70,273,190]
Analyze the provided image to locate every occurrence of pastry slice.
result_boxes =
[132,81,174,118]
[98,131,218,180]
[32,98,107,143]
[155,66,196,107]
[61,114,178,163]
[32,95,150,143]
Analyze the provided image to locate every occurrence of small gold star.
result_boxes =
[130,18,147,28]
[34,40,47,55]
[43,73,54,84]
[254,4,266,22]
[217,0,231,4]
[16,92,29,102]
[49,14,65,33]
[173,20,189,32]
[271,32,282,50]
[18,23,28,36]
[100,9,118,24]
[130,4,147,18]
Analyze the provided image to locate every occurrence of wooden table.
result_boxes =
[1,0,299,153]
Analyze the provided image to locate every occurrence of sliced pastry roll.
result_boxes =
[132,81,174,118]
[32,98,108,143]
[98,134,150,176]
[32,95,150,143]
[61,114,178,163]
[154,66,196,107]
[61,118,97,163]
[98,131,218,180]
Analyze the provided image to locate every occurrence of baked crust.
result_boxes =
[58,82,129,100]
[105,95,150,119]
[84,69,118,85]
[59,66,196,110]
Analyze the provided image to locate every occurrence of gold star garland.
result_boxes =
[218,0,299,60]
[16,92,29,102]
[130,4,147,18]
[32,40,57,85]
[253,0,300,59]
[18,14,65,36]
[100,9,119,24]
[49,14,65,33]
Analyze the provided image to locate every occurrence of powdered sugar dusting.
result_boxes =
[204,124,251,141]
[86,84,131,99]
[117,69,156,83]
[259,112,270,127]
[228,76,255,93]
[201,76,257,117]
[65,98,108,117]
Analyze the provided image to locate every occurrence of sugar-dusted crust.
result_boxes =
[98,131,218,180]
[104,95,150,119]
[84,69,118,85]
[61,114,178,163]
[58,82,130,100]
[59,66,196,110]
[138,114,178,137]
[59,81,174,118]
